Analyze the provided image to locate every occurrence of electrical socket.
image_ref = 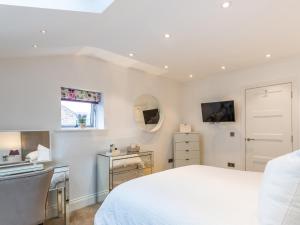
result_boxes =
[227,162,235,168]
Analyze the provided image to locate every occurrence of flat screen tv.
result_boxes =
[201,100,235,122]
[143,109,160,124]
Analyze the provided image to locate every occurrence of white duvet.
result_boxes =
[95,165,263,225]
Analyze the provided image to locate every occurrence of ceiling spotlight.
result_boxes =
[129,53,134,57]
[40,30,47,34]
[265,54,271,58]
[222,1,231,8]
[164,65,169,69]
[221,66,226,70]
[32,44,38,48]
[164,33,171,39]
[189,74,193,78]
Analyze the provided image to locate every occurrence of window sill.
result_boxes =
[55,128,107,133]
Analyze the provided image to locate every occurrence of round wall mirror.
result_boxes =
[133,95,164,133]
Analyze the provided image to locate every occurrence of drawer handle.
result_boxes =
[185,159,190,161]
[185,150,190,152]
[185,141,189,144]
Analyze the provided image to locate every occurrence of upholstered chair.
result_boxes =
[0,168,54,225]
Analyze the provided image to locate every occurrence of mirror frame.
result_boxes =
[133,95,164,133]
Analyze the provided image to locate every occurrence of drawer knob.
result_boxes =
[185,159,190,161]
[185,141,189,144]
[185,150,190,152]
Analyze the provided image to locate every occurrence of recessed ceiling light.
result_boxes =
[265,54,271,58]
[221,66,226,70]
[189,74,193,78]
[164,65,169,69]
[164,33,171,39]
[40,30,47,34]
[32,44,38,48]
[222,1,231,8]
[129,53,134,57]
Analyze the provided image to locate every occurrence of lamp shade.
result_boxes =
[0,132,21,150]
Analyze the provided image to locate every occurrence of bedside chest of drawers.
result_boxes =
[96,151,154,202]
[173,132,200,168]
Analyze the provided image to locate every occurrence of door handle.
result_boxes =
[246,138,256,142]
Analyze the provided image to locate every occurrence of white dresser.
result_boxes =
[173,132,200,168]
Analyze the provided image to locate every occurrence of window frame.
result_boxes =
[60,100,98,128]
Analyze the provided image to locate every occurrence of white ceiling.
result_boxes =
[1,0,300,81]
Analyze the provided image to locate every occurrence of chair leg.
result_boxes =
[57,189,61,217]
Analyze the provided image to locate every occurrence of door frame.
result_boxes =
[243,81,296,170]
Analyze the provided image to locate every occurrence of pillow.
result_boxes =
[37,144,51,162]
[259,150,300,225]
[25,150,38,161]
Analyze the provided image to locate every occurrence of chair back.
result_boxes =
[0,168,53,225]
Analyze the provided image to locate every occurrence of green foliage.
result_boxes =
[77,114,87,124]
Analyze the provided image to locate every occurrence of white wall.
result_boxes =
[3,54,300,210]
[0,56,181,209]
[181,57,300,170]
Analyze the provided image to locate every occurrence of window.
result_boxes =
[60,87,102,129]
[61,101,96,128]
[0,0,114,13]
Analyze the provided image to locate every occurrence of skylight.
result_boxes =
[0,0,114,13]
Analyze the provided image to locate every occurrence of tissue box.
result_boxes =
[106,149,121,157]
[180,124,192,133]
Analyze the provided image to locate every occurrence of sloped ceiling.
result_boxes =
[1,0,300,81]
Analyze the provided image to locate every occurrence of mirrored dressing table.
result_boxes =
[0,131,69,225]
[45,161,70,225]
[96,151,153,202]
[0,161,70,225]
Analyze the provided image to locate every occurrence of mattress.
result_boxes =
[95,165,263,225]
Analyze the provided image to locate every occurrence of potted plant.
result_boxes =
[77,114,87,128]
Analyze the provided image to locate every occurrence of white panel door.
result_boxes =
[245,83,292,172]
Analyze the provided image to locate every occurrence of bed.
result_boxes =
[95,165,263,225]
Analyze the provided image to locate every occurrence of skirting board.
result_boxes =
[70,190,109,211]
[46,190,109,218]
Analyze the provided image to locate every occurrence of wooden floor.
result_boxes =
[46,204,100,225]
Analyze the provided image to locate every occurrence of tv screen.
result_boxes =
[143,109,160,124]
[201,101,235,122]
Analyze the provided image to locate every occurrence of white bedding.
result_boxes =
[95,165,263,225]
